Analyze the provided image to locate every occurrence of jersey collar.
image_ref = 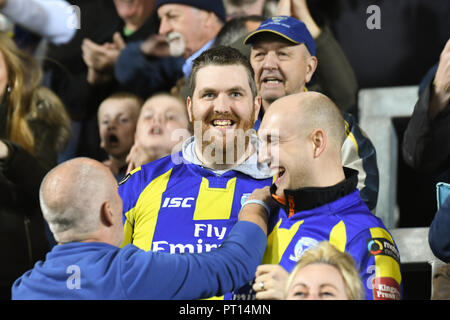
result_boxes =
[270,167,359,217]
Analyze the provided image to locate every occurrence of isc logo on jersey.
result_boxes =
[162,197,195,208]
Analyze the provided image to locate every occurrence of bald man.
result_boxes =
[245,16,379,213]
[251,92,402,300]
[12,157,270,300]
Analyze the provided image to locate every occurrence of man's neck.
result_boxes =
[194,140,256,171]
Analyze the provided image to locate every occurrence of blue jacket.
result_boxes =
[429,195,450,263]
[114,41,184,99]
[12,221,266,300]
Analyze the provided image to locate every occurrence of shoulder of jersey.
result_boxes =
[118,153,183,186]
[118,167,141,186]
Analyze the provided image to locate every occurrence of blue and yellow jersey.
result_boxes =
[119,152,273,297]
[263,190,402,300]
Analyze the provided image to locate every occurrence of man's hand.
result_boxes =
[252,264,289,300]
[238,186,277,235]
[82,33,125,69]
[126,143,156,174]
[0,140,9,159]
[140,34,171,57]
[82,34,125,84]
[276,0,321,38]
[430,38,450,119]
[82,38,121,71]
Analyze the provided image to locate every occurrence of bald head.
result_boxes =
[264,92,346,151]
[258,92,346,192]
[40,157,122,243]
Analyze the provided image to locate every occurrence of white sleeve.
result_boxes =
[1,0,78,45]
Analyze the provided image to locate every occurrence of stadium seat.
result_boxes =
[359,86,418,228]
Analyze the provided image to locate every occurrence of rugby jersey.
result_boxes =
[262,169,401,300]
[119,137,273,299]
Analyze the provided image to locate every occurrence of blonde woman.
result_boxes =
[285,241,365,300]
[0,32,70,168]
[0,32,70,299]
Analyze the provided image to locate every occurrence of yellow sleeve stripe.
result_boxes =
[369,227,402,284]
[132,169,172,251]
[329,221,347,252]
[120,214,134,248]
[130,166,142,175]
[344,120,359,154]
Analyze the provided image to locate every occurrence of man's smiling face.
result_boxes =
[250,33,316,109]
[187,64,260,165]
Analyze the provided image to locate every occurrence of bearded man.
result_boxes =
[119,46,273,300]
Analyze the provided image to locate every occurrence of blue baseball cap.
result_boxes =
[244,16,316,56]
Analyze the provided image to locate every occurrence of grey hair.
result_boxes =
[39,159,113,242]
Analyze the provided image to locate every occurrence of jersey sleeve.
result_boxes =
[118,167,143,247]
[346,226,402,300]
[341,112,379,212]
[118,221,267,300]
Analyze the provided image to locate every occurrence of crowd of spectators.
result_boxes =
[0,0,448,301]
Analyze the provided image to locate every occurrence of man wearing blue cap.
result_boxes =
[244,15,379,215]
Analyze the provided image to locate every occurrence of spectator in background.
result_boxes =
[12,157,269,300]
[82,0,157,85]
[126,92,191,173]
[115,0,226,101]
[402,38,449,176]
[44,0,172,163]
[402,38,450,300]
[272,0,359,113]
[0,32,70,299]
[284,241,364,300]
[97,92,143,182]
[0,0,77,45]
[223,0,278,20]
[225,0,359,114]
[244,15,378,212]
[252,92,401,300]
[214,15,265,47]
[0,32,70,175]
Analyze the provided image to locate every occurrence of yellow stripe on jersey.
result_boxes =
[329,220,347,252]
[369,227,402,284]
[193,177,236,220]
[344,120,359,153]
[130,166,142,175]
[132,169,172,251]
[262,219,304,265]
[120,213,134,247]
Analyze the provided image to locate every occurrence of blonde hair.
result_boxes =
[0,32,42,155]
[285,241,365,300]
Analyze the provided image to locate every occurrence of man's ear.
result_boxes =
[311,128,327,159]
[304,56,318,84]
[186,96,193,122]
[100,201,114,227]
[253,96,262,123]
